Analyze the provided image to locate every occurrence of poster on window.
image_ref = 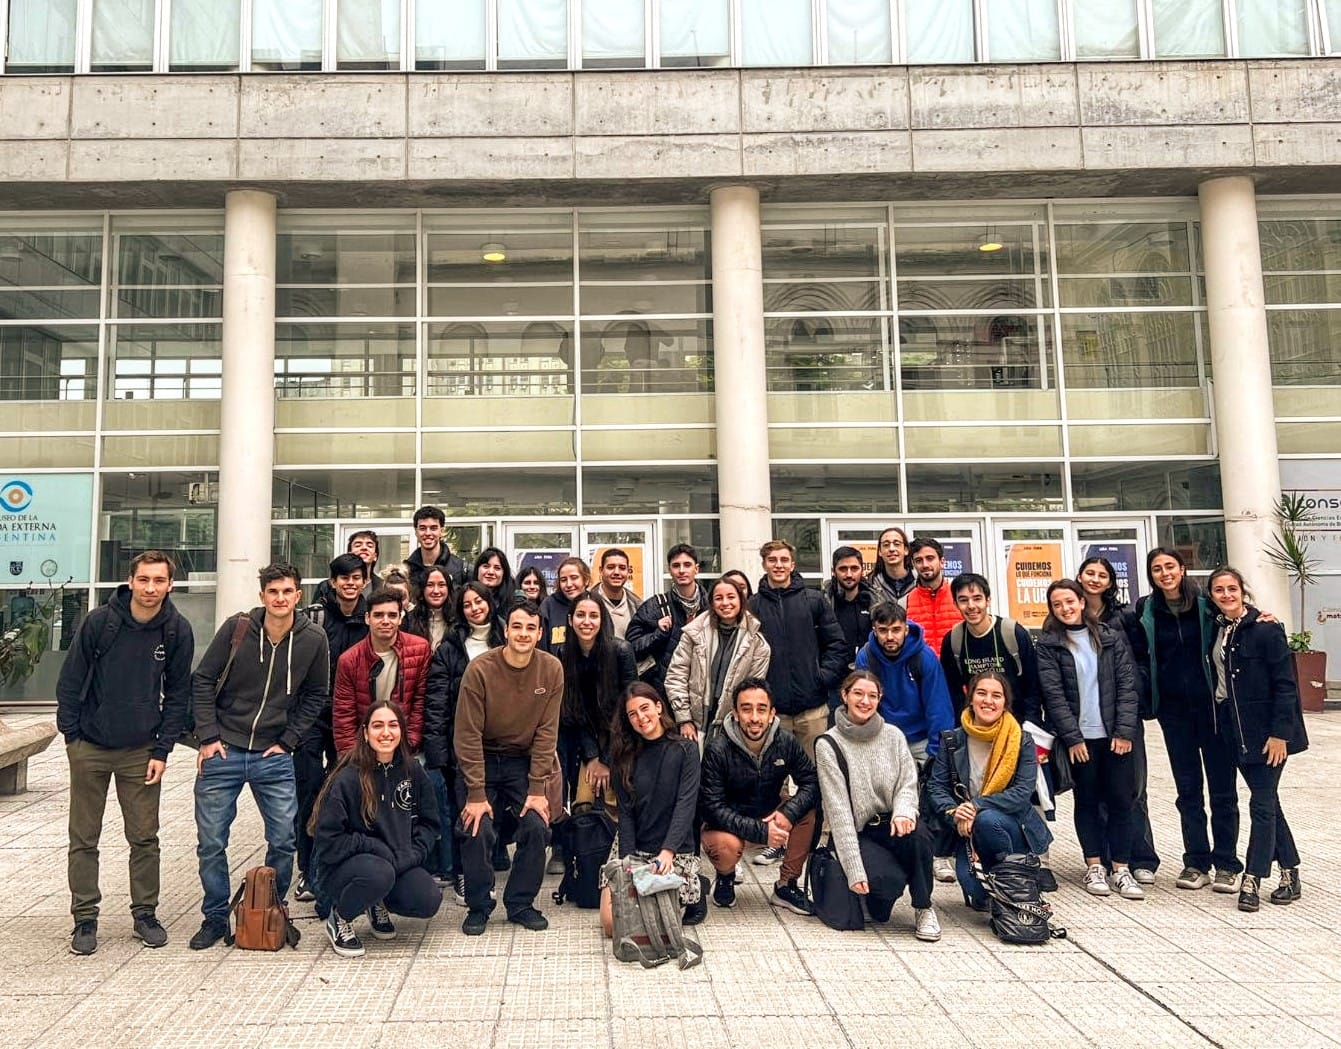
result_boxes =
[1081,543,1142,605]
[585,545,647,600]
[940,541,974,578]
[515,550,570,590]
[0,474,93,586]
[1004,541,1064,629]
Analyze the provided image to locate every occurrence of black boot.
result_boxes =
[1269,867,1301,905]
[1238,873,1260,913]
[682,876,709,926]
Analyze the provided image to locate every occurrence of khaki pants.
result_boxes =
[777,704,829,762]
[703,809,817,884]
[66,739,161,922]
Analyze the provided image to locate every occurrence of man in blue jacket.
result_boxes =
[56,551,195,956]
[855,602,954,766]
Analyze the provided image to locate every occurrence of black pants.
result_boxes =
[1158,703,1241,874]
[1071,739,1137,865]
[322,853,442,922]
[857,820,934,917]
[294,720,337,877]
[1099,719,1160,871]
[1239,761,1300,878]
[457,753,550,918]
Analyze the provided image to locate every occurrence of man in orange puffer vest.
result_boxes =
[902,538,963,682]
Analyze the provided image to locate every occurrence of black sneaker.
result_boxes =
[1270,867,1302,905]
[1238,874,1261,913]
[294,874,315,902]
[452,874,467,907]
[770,879,813,916]
[326,912,365,958]
[508,907,549,932]
[712,871,737,908]
[188,918,233,950]
[366,901,396,940]
[70,919,97,956]
[132,913,168,948]
[462,909,490,936]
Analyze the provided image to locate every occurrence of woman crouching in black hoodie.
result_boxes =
[311,699,442,957]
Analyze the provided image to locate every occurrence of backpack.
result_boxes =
[977,853,1066,945]
[78,604,189,740]
[604,855,703,970]
[230,866,300,951]
[552,798,616,910]
[805,737,866,931]
[948,618,1024,678]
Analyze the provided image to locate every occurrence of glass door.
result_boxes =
[1075,521,1149,606]
[825,518,984,590]
[994,523,1067,630]
[499,522,579,592]
[581,520,658,600]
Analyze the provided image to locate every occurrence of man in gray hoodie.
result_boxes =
[188,562,330,950]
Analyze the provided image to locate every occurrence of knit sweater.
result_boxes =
[815,708,920,890]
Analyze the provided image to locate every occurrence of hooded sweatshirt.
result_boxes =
[191,608,330,753]
[312,753,441,876]
[55,585,194,760]
[854,620,955,757]
[748,574,849,716]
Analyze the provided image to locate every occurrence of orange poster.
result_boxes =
[1004,542,1065,629]
[588,545,648,599]
[851,541,879,579]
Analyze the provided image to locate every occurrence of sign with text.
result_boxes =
[1004,541,1064,629]
[941,540,974,579]
[1081,543,1142,605]
[586,545,647,600]
[0,474,93,586]
[515,550,570,590]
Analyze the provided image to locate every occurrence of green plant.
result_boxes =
[0,585,63,686]
[1262,491,1322,653]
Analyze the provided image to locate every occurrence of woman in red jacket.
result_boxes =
[332,588,431,755]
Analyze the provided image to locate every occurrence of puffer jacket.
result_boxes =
[421,621,504,771]
[1035,624,1140,748]
[903,582,962,661]
[1207,607,1308,765]
[699,717,817,843]
[332,632,431,754]
[749,575,848,716]
[664,611,771,732]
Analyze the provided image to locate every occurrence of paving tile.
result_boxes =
[493,1018,612,1048]
[0,993,80,1045]
[249,1022,383,1048]
[375,1021,496,1047]
[839,1011,968,1049]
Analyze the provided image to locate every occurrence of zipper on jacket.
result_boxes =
[249,634,280,751]
[1225,634,1249,756]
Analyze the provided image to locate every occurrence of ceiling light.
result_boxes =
[978,232,1004,253]
[481,242,507,263]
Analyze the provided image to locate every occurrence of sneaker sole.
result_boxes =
[914,930,942,942]
[712,897,737,909]
[462,920,489,936]
[294,891,316,902]
[1211,883,1240,894]
[326,935,365,958]
[1085,886,1112,896]
[770,896,812,917]
[133,930,168,948]
[1175,880,1210,890]
[752,855,781,866]
[367,927,397,941]
[69,943,96,956]
[1118,891,1145,901]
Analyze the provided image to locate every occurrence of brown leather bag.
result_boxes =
[230,866,297,951]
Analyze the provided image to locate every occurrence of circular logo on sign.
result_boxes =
[0,480,33,513]
[40,559,58,578]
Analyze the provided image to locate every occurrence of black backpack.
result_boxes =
[805,737,866,931]
[978,853,1065,945]
[552,798,616,909]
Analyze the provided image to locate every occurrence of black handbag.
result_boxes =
[923,731,962,855]
[805,737,866,931]
[1047,742,1074,796]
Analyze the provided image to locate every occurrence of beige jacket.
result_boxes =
[664,610,771,732]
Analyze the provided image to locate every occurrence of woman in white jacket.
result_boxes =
[665,576,771,746]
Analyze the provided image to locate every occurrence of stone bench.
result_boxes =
[0,718,58,794]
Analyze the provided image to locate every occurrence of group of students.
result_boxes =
[53,507,1308,961]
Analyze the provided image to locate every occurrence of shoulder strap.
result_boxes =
[214,613,251,700]
[77,609,123,704]
[940,729,966,798]
[998,618,1023,676]
[815,735,852,809]
[950,621,966,669]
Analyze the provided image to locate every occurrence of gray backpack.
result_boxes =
[604,856,703,970]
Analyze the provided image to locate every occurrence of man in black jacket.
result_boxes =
[405,505,466,592]
[823,545,875,665]
[700,679,819,914]
[56,551,194,956]
[188,562,330,950]
[626,543,708,694]
[294,552,371,902]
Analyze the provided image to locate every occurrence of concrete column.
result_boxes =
[215,190,278,621]
[1198,176,1292,624]
[710,185,773,574]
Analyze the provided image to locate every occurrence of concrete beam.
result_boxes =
[575,71,739,135]
[72,76,237,138]
[741,70,910,132]
[910,66,1077,128]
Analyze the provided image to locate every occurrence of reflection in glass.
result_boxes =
[895,223,1041,277]
[1260,219,1341,303]
[0,326,98,401]
[274,323,415,398]
[583,465,716,515]
[277,231,416,285]
[273,469,416,519]
[426,227,572,287]
[171,0,241,69]
[580,320,712,394]
[826,0,891,63]
[767,315,887,392]
[114,232,225,319]
[1156,516,1226,570]
[109,324,222,401]
[763,224,883,280]
[421,466,577,516]
[1267,310,1341,385]
[272,524,337,582]
[660,0,729,66]
[428,320,573,397]
[100,471,219,581]
[771,464,900,514]
[0,231,102,290]
[1071,461,1222,512]
[905,464,1064,514]
[1061,313,1198,388]
[900,315,1047,391]
[1055,222,1191,275]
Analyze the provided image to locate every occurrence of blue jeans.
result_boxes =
[955,807,1028,908]
[194,747,298,923]
[428,768,457,877]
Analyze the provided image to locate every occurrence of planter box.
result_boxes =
[1294,651,1329,713]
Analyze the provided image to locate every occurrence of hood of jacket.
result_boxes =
[722,710,781,766]
[860,618,929,672]
[755,572,809,602]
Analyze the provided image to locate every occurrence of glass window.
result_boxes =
[904,0,974,62]
[660,0,730,66]
[277,228,416,318]
[582,465,716,515]
[905,464,1064,513]
[1236,0,1308,57]
[272,524,338,584]
[498,0,568,69]
[426,216,573,316]
[826,0,892,64]
[275,322,416,398]
[252,0,323,70]
[1151,0,1225,58]
[6,0,78,72]
[1055,221,1191,276]
[771,463,901,513]
[900,315,1049,391]
[767,316,889,393]
[659,519,721,577]
[1074,0,1139,58]
[583,0,645,67]
[100,471,218,582]
[113,230,225,319]
[579,213,710,312]
[1155,515,1226,570]
[1261,218,1341,303]
[170,0,240,69]
[338,0,401,69]
[273,469,416,519]
[0,229,103,321]
[1329,1,1341,52]
[427,320,573,397]
[416,0,486,68]
[1071,461,1221,512]
[770,518,823,575]
[109,324,221,402]
[91,0,155,71]
[0,326,98,401]
[741,0,813,64]
[896,222,1043,277]
[1268,309,1341,385]
[1061,313,1200,389]
[580,320,712,395]
[422,466,577,516]
[984,0,1060,61]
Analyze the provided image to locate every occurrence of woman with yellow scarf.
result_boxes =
[925,671,1053,911]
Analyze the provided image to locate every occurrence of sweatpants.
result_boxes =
[456,753,551,918]
[857,820,934,918]
[322,853,442,922]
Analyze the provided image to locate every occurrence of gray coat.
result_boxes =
[664,610,771,733]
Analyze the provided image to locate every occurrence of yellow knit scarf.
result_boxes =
[959,710,1021,797]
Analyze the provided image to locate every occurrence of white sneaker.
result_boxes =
[1132,868,1156,886]
[1084,864,1112,896]
[914,906,942,942]
[1112,868,1145,900]
[933,856,956,883]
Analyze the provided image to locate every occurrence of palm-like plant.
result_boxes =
[1262,492,1322,653]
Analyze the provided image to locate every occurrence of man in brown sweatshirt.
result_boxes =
[454,599,563,935]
